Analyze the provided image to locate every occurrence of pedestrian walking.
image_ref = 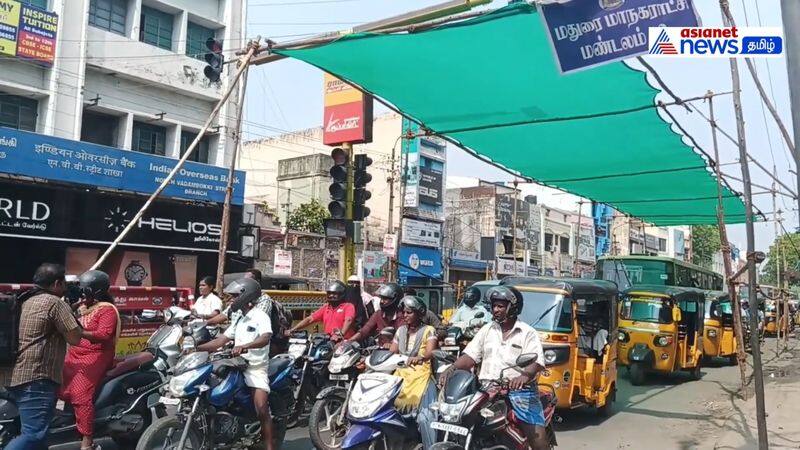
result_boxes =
[0,263,83,450]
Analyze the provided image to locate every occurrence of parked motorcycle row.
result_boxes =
[100,305,555,450]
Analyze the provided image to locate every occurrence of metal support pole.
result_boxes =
[575,201,583,277]
[722,3,769,445]
[343,142,356,279]
[387,139,397,282]
[709,93,749,395]
[782,0,800,228]
[512,180,519,275]
[283,188,292,250]
[91,45,257,270]
[216,62,250,290]
[773,188,781,353]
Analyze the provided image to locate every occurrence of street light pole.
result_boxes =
[782,0,800,226]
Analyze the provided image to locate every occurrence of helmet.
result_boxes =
[375,283,403,310]
[78,270,110,299]
[462,286,481,308]
[347,275,360,283]
[326,280,347,304]
[223,278,262,313]
[486,286,524,320]
[399,295,427,316]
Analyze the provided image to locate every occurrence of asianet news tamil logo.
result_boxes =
[648,27,783,58]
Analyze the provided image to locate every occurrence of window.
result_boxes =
[658,238,667,252]
[139,6,173,50]
[81,110,118,147]
[180,131,209,163]
[544,233,553,251]
[89,0,127,35]
[23,0,47,9]
[0,94,38,131]
[559,236,570,254]
[186,22,215,59]
[132,122,166,155]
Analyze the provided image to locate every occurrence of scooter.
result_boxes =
[135,348,290,450]
[0,306,210,448]
[430,353,558,450]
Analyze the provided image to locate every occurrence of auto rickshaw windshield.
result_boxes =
[518,292,572,333]
[621,296,672,324]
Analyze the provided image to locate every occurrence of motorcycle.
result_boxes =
[309,341,380,450]
[284,330,335,428]
[134,348,289,450]
[438,313,486,376]
[429,353,558,450]
[0,305,211,448]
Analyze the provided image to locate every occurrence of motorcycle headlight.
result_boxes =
[169,369,201,398]
[444,337,456,346]
[439,399,468,423]
[347,398,384,420]
[173,352,208,375]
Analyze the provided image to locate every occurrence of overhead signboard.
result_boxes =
[539,0,700,73]
[419,166,443,206]
[401,218,441,248]
[322,73,373,145]
[0,0,58,66]
[398,245,443,282]
[0,127,245,204]
[496,257,525,276]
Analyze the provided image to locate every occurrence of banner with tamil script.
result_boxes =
[0,127,245,205]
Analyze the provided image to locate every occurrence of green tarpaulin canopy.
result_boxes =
[275,2,747,226]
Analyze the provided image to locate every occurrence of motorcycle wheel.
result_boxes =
[135,416,203,450]
[309,396,348,450]
[286,391,307,429]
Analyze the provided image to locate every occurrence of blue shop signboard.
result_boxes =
[539,0,700,73]
[0,127,245,205]
[398,245,443,283]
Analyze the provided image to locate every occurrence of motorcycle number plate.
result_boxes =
[441,346,461,352]
[431,422,469,436]
[329,374,349,381]
[289,338,307,344]
[159,396,180,406]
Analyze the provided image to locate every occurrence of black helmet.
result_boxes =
[487,286,524,320]
[463,286,481,308]
[223,277,262,313]
[326,280,347,304]
[400,295,427,315]
[78,270,110,299]
[375,283,402,310]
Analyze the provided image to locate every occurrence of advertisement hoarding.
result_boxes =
[401,218,441,248]
[362,250,388,282]
[398,245,443,282]
[0,0,58,66]
[322,73,373,145]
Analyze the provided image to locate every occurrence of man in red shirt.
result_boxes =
[286,280,356,339]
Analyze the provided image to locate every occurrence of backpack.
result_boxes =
[269,300,292,339]
[0,288,48,368]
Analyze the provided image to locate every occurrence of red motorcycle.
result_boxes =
[430,354,557,450]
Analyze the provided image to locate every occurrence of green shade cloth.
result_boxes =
[275,3,747,225]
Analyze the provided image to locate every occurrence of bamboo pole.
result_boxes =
[708,92,749,397]
[91,45,258,271]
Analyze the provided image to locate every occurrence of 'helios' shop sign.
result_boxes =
[0,127,245,205]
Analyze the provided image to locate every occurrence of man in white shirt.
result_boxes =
[197,277,275,450]
[449,286,489,330]
[440,285,547,450]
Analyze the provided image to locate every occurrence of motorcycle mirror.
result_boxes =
[516,353,538,369]
[474,311,485,319]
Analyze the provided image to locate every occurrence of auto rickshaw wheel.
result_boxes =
[629,363,647,386]
[689,363,702,381]
[597,384,615,417]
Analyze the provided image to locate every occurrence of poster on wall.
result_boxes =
[273,249,293,275]
[362,250,388,282]
[0,0,58,66]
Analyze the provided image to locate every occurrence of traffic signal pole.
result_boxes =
[343,142,356,279]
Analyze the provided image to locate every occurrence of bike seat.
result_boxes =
[105,351,156,379]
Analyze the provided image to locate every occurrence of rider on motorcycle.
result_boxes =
[345,282,404,345]
[448,286,489,330]
[286,280,356,340]
[439,286,548,450]
[390,295,439,450]
[196,278,275,450]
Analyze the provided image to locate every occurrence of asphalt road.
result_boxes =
[50,341,765,450]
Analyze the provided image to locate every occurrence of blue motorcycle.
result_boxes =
[134,349,294,450]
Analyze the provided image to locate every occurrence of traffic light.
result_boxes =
[328,147,348,219]
[353,154,372,221]
[203,38,224,82]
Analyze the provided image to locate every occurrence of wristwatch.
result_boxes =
[124,260,148,286]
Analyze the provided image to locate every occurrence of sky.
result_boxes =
[241,0,797,254]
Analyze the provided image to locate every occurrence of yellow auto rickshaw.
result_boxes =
[702,291,738,365]
[618,285,705,385]
[764,300,778,335]
[502,277,618,416]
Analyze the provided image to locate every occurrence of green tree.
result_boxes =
[761,233,800,287]
[287,199,330,234]
[691,225,721,270]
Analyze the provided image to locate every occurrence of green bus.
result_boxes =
[596,255,724,291]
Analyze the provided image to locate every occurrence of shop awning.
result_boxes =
[275,2,747,226]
